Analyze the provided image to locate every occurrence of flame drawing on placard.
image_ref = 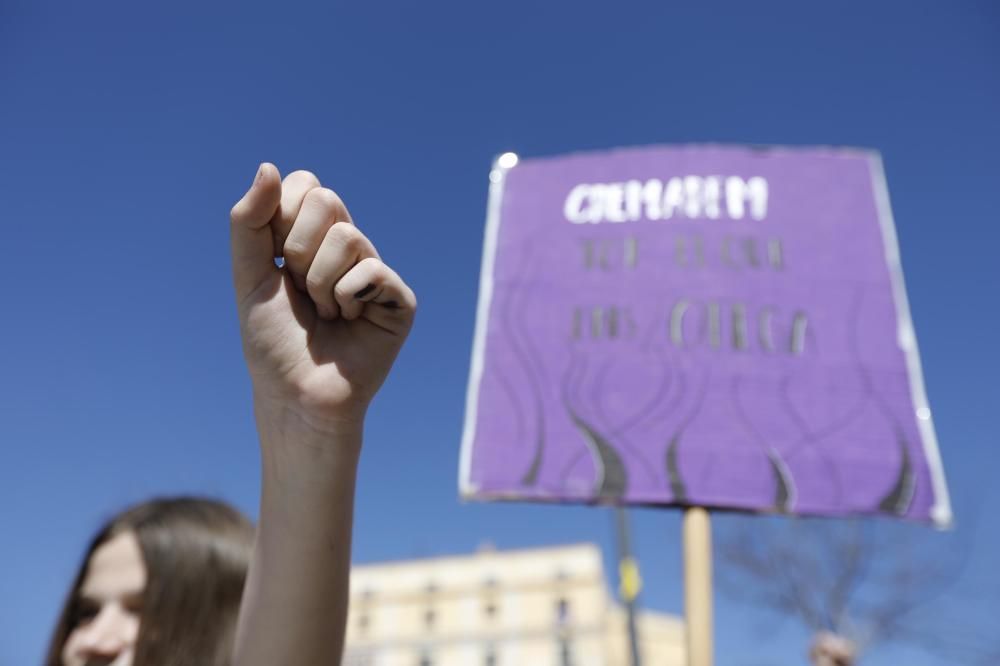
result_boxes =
[565,405,628,499]
[492,366,528,473]
[778,372,854,509]
[559,326,699,499]
[497,247,548,487]
[766,449,795,513]
[842,290,917,516]
[777,289,868,509]
[665,435,687,502]
[590,355,658,486]
[878,430,915,514]
[661,367,710,504]
[733,373,798,513]
[559,350,628,499]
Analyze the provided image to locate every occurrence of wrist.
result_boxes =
[253,394,365,468]
[254,384,367,432]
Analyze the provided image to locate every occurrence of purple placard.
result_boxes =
[460,145,950,525]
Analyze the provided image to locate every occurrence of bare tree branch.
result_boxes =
[716,514,998,662]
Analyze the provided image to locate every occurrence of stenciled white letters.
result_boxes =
[564,176,768,224]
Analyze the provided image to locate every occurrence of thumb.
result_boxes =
[230,162,282,303]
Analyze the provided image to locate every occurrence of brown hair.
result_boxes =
[45,497,254,666]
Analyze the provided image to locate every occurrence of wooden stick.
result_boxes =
[683,507,714,666]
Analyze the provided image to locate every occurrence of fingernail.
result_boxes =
[354,283,376,299]
[253,163,265,187]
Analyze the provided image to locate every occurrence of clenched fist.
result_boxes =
[229,163,416,432]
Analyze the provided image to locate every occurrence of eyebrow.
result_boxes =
[73,596,99,612]
[75,589,145,605]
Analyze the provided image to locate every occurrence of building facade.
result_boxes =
[342,543,684,666]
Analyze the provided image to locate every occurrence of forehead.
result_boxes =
[80,531,147,598]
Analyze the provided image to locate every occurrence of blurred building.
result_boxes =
[342,543,684,666]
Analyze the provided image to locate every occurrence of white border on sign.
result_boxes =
[458,154,515,497]
[869,153,953,528]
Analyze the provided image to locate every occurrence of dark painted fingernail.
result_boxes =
[354,283,376,299]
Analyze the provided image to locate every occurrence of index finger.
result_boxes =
[270,170,353,258]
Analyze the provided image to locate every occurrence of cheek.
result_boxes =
[60,629,85,665]
[59,610,141,663]
[123,612,141,642]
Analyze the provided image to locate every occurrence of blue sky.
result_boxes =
[1,1,998,664]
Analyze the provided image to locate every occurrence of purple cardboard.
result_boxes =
[460,145,950,526]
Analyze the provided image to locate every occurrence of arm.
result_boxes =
[228,164,416,665]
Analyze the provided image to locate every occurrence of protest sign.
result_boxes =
[460,145,950,526]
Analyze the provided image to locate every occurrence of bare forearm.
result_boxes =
[234,399,362,666]
[229,163,415,665]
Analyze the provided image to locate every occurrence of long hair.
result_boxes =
[45,497,254,666]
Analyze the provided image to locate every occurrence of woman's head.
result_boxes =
[47,497,254,666]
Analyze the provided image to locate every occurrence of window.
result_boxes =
[421,580,438,630]
[558,638,573,666]
[483,576,499,622]
[556,597,570,624]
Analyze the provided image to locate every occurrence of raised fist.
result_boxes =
[229,164,416,432]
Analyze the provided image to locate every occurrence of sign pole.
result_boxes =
[683,507,714,666]
[614,507,643,666]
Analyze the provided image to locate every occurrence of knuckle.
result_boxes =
[348,257,384,285]
[326,222,361,248]
[358,256,383,273]
[303,186,343,214]
[373,261,393,285]
[305,272,329,297]
[283,170,321,189]
[281,240,308,262]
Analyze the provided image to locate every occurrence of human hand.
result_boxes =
[809,632,856,666]
[229,164,416,435]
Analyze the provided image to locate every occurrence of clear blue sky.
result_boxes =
[2,2,997,664]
